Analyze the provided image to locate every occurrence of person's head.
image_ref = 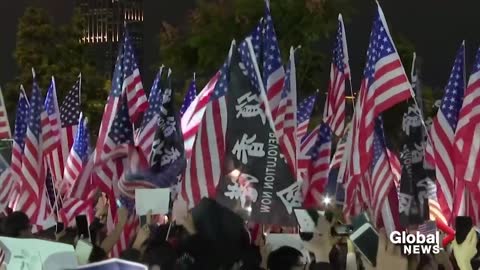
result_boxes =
[88,245,107,263]
[120,248,142,263]
[3,211,32,238]
[143,241,177,270]
[267,246,305,270]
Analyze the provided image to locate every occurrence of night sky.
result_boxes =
[1,0,480,93]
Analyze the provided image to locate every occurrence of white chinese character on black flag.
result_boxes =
[215,40,298,226]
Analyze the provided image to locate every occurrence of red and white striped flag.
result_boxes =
[303,124,332,209]
[454,47,480,195]
[182,73,219,161]
[344,5,411,214]
[110,215,139,258]
[0,154,14,214]
[18,70,49,224]
[180,43,233,208]
[274,47,298,178]
[50,75,82,191]
[0,88,11,139]
[62,114,89,191]
[430,43,465,223]
[330,124,350,169]
[324,14,350,137]
[43,77,61,154]
[92,29,148,204]
[8,87,29,210]
[297,125,320,180]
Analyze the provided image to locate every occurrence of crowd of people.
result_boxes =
[0,196,479,270]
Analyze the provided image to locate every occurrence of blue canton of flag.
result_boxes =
[372,118,387,168]
[333,21,347,73]
[60,76,81,127]
[74,115,90,163]
[297,95,317,125]
[309,124,332,158]
[140,69,164,131]
[28,79,44,140]
[14,90,30,150]
[211,61,230,100]
[44,79,57,118]
[440,44,465,130]
[239,35,262,93]
[108,95,134,145]
[180,75,197,117]
[364,13,396,88]
[262,11,282,86]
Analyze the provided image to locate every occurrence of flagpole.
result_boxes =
[79,73,82,105]
[245,37,278,139]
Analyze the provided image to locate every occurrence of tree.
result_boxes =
[159,0,354,103]
[5,7,108,136]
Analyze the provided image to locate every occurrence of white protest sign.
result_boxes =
[135,188,170,216]
[0,236,77,270]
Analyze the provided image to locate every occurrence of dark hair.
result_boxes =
[120,248,142,263]
[3,211,30,237]
[241,244,262,269]
[88,245,107,263]
[191,198,250,267]
[143,241,177,269]
[267,246,303,270]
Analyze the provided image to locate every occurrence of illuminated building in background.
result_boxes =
[76,0,144,78]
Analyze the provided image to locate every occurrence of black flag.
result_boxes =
[215,43,298,226]
[398,72,432,226]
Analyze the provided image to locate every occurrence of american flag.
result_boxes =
[430,43,465,223]
[9,88,29,210]
[63,114,89,190]
[180,74,197,117]
[99,94,136,201]
[370,118,399,225]
[298,125,320,180]
[0,154,14,213]
[454,47,480,195]
[344,5,411,212]
[274,48,298,177]
[58,197,93,227]
[330,123,350,169]
[121,30,148,123]
[181,74,219,160]
[303,123,332,208]
[94,28,147,165]
[18,70,48,223]
[418,220,437,236]
[324,14,350,137]
[110,215,139,258]
[136,68,164,160]
[180,45,231,208]
[93,28,148,202]
[60,130,95,231]
[261,7,285,117]
[52,76,82,189]
[43,77,60,154]
[297,94,317,142]
[0,88,11,139]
